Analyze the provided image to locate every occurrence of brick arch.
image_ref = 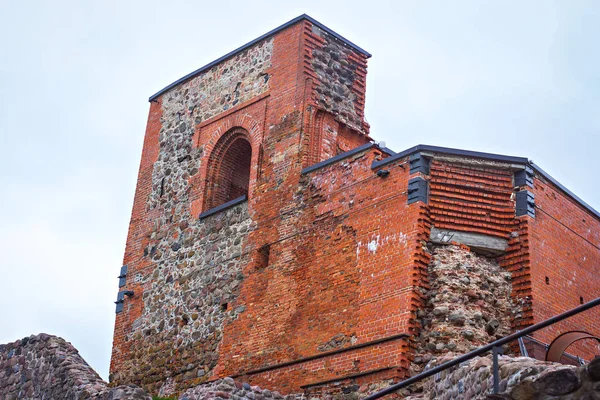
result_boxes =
[203,127,253,210]
[203,113,263,153]
[308,109,326,166]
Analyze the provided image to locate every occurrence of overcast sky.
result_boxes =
[1,1,599,380]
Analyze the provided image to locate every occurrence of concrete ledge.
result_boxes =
[199,195,247,220]
[430,227,508,256]
[149,14,371,101]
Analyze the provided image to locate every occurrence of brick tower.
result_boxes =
[111,15,600,397]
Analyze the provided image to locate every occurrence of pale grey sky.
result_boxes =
[1,0,599,380]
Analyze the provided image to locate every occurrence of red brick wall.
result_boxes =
[214,148,426,393]
[110,99,162,375]
[528,176,600,359]
[498,217,533,332]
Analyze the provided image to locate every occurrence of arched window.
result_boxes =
[204,128,252,210]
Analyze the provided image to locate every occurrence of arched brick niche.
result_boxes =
[204,127,252,210]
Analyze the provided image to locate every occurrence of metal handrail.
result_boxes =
[364,296,600,400]
[520,335,585,365]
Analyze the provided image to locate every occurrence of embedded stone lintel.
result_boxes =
[430,228,508,256]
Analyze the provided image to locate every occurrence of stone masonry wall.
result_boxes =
[112,15,600,398]
[149,37,272,213]
[412,245,519,375]
[121,203,252,396]
[159,38,273,129]
[308,25,368,134]
[0,334,150,400]
[110,34,272,395]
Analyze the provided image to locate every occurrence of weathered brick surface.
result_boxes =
[429,160,515,237]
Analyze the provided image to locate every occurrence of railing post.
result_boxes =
[517,332,529,357]
[492,346,503,394]
[517,331,529,357]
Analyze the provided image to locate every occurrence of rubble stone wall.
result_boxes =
[413,245,518,374]
[159,37,273,129]
[180,377,305,400]
[119,203,252,396]
[0,334,150,400]
[309,27,368,133]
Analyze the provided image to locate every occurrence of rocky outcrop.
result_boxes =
[405,354,600,400]
[0,333,150,400]
[0,333,306,400]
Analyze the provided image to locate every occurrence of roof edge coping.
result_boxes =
[530,163,600,220]
[371,144,529,169]
[370,144,600,221]
[148,14,371,102]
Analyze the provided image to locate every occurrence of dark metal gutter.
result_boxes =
[148,14,371,102]
[531,163,600,219]
[371,144,529,170]
[231,332,408,378]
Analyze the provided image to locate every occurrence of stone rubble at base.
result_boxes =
[406,354,600,400]
[2,332,600,399]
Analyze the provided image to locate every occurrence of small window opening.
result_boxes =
[580,296,584,304]
[204,128,252,210]
[256,244,271,270]
[545,276,550,285]
[221,303,228,312]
